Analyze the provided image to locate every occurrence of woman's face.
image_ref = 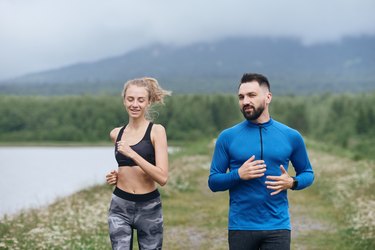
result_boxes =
[124,85,150,119]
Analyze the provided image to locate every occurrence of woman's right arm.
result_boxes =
[106,170,118,185]
[106,128,120,185]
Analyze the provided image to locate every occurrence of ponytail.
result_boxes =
[142,77,171,105]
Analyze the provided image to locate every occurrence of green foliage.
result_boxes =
[1,92,374,160]
[271,92,375,160]
[270,96,310,134]
[156,94,241,140]
[0,95,125,142]
[0,94,241,142]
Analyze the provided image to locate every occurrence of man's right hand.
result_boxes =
[238,155,266,180]
[106,170,118,185]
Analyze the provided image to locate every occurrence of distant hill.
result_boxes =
[1,36,374,95]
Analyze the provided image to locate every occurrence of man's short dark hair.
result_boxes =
[239,73,270,91]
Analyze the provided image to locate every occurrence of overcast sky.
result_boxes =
[0,0,374,80]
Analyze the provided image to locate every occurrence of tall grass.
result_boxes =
[305,150,374,249]
[0,184,112,249]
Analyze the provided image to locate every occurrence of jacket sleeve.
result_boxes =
[208,133,241,192]
[290,132,315,190]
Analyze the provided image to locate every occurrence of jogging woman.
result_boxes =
[106,77,171,250]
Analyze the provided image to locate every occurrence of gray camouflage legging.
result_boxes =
[108,188,163,250]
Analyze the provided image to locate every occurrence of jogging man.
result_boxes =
[208,73,314,250]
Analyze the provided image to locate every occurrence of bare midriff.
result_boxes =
[117,166,156,194]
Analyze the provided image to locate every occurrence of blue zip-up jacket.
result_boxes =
[208,118,314,230]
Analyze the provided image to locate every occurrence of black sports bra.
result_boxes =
[115,122,156,167]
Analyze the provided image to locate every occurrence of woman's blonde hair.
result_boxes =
[122,77,172,120]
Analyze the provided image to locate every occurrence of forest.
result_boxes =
[0,92,374,160]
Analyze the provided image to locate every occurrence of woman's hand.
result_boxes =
[106,170,118,185]
[117,141,135,158]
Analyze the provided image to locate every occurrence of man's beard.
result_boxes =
[241,104,265,121]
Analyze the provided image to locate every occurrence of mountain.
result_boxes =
[1,36,374,95]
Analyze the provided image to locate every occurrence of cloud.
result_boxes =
[0,0,374,79]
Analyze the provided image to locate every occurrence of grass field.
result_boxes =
[0,140,374,249]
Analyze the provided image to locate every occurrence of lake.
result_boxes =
[0,146,117,217]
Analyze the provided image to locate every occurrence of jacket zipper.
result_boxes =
[259,126,264,160]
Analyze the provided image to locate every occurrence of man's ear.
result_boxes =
[266,92,272,104]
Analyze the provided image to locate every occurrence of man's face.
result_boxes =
[238,81,270,121]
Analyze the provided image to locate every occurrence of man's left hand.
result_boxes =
[265,165,294,195]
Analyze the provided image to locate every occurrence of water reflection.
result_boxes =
[0,147,115,217]
[0,146,180,217]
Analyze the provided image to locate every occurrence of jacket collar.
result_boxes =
[245,117,273,127]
